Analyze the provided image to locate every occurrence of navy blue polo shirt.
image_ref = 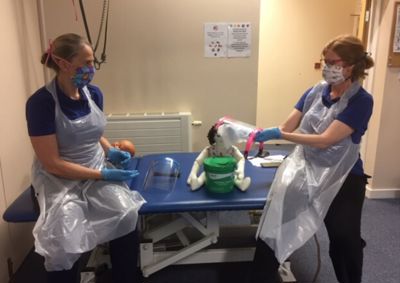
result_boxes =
[26,81,104,136]
[294,84,373,175]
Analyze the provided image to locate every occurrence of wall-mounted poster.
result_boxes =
[227,23,251,57]
[388,2,400,67]
[393,4,400,53]
[204,22,251,58]
[204,23,228,58]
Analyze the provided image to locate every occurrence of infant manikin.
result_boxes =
[187,126,251,192]
[111,139,136,157]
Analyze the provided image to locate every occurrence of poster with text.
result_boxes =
[204,23,228,57]
[227,23,251,57]
[393,5,400,53]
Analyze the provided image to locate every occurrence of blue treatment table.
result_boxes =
[129,152,279,214]
[3,149,285,222]
[2,146,296,281]
[127,148,294,280]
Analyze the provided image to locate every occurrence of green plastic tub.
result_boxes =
[203,156,237,193]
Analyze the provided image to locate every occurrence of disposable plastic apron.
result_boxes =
[31,79,145,271]
[256,81,361,263]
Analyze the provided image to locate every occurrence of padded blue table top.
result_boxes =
[2,186,39,222]
[3,146,292,222]
[129,148,289,214]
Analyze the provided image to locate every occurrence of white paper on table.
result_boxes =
[248,154,286,167]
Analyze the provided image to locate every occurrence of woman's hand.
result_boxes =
[101,168,139,181]
[255,127,282,142]
[106,147,131,168]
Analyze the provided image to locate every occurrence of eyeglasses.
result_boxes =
[321,58,343,66]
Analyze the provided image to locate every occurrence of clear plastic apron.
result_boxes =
[256,81,361,263]
[31,79,145,271]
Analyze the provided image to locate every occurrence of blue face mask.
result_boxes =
[71,65,95,88]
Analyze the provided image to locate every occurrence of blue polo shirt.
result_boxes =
[294,84,373,175]
[26,81,104,136]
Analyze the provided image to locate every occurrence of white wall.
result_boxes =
[364,0,400,197]
[0,1,43,281]
[41,0,260,151]
[257,0,359,129]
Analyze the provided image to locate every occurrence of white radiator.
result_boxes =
[104,112,192,156]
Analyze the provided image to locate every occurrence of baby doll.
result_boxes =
[111,139,136,157]
[187,125,251,191]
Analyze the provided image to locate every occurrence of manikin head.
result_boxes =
[207,125,233,150]
[112,139,136,156]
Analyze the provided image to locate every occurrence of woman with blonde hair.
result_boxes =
[26,33,145,283]
[250,35,374,283]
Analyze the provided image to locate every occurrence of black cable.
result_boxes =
[79,0,92,44]
[79,0,110,69]
[100,1,109,64]
[93,0,107,52]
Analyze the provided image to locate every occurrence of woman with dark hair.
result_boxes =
[26,33,145,283]
[250,35,374,283]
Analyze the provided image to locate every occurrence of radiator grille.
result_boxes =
[104,112,192,156]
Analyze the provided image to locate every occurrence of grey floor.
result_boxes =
[290,198,400,283]
[10,198,400,283]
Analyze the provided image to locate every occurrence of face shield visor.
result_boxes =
[214,116,264,159]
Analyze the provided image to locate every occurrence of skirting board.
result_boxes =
[365,185,400,199]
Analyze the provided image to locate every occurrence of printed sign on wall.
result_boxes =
[227,23,251,57]
[204,22,251,58]
[204,23,228,57]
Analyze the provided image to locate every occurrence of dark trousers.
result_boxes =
[324,174,367,283]
[249,239,281,283]
[46,230,140,283]
[249,173,368,283]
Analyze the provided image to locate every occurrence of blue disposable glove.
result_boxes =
[107,147,131,168]
[255,127,282,142]
[101,168,140,181]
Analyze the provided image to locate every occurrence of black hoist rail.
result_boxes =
[79,0,110,70]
